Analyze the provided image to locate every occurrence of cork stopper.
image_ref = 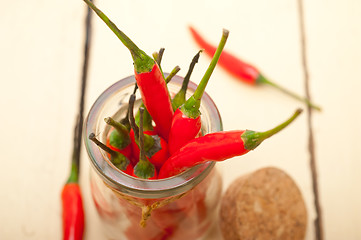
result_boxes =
[220,167,307,240]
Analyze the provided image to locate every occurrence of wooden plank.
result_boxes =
[0,1,86,239]
[4,0,360,239]
[304,0,361,239]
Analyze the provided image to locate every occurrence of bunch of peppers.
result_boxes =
[85,0,303,180]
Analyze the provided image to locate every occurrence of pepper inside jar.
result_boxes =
[84,75,224,240]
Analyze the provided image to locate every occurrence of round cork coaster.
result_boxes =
[220,167,307,240]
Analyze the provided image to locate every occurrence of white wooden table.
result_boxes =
[1,0,360,239]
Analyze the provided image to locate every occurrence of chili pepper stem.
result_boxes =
[182,29,229,118]
[89,133,129,170]
[256,74,321,111]
[119,83,138,131]
[152,52,159,62]
[105,117,131,147]
[134,108,156,179]
[128,94,155,151]
[67,162,79,183]
[83,0,154,73]
[66,119,81,183]
[165,66,181,84]
[242,108,303,150]
[172,50,202,110]
[156,48,165,66]
[135,104,154,131]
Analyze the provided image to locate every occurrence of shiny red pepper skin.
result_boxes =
[159,131,247,179]
[135,63,174,141]
[106,137,132,160]
[189,26,259,85]
[168,108,201,155]
[61,183,85,240]
[161,109,302,178]
[124,164,136,176]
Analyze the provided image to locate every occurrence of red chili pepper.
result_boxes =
[89,133,134,176]
[105,117,133,159]
[61,121,85,240]
[62,183,85,240]
[160,109,302,178]
[84,0,174,140]
[129,94,168,170]
[189,26,321,111]
[168,29,229,155]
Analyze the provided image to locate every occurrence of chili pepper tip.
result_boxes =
[181,28,229,118]
[242,108,303,150]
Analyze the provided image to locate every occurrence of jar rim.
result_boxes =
[83,74,222,198]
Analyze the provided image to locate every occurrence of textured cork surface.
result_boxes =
[220,167,307,240]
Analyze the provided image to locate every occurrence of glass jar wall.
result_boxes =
[84,75,223,240]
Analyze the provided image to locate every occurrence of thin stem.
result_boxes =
[68,117,81,183]
[89,133,116,157]
[182,29,229,118]
[139,108,146,162]
[157,48,165,66]
[135,103,154,131]
[152,52,159,62]
[259,108,303,140]
[193,29,228,100]
[83,0,140,56]
[83,0,154,73]
[242,109,303,150]
[165,66,181,84]
[132,83,139,94]
[67,0,93,183]
[172,50,202,110]
[258,74,321,111]
[119,83,138,130]
[134,108,156,179]
[128,94,139,140]
[105,117,129,136]
[182,50,203,92]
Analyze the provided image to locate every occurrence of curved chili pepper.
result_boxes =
[134,107,158,179]
[168,29,229,155]
[172,50,202,111]
[89,133,134,175]
[189,26,321,111]
[84,0,174,140]
[62,120,84,240]
[105,117,132,159]
[160,109,302,178]
[129,94,168,169]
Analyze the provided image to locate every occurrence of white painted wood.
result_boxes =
[1,0,359,239]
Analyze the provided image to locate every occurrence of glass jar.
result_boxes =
[84,75,223,240]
